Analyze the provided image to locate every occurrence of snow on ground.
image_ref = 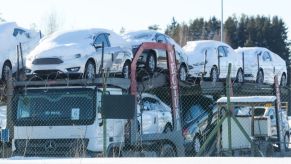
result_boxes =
[1,157,289,164]
[0,105,6,129]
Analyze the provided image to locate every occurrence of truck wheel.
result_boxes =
[159,144,176,157]
[284,134,289,151]
[108,147,122,157]
[280,74,287,86]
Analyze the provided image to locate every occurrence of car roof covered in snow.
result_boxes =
[217,96,276,104]
[123,30,157,41]
[183,40,230,55]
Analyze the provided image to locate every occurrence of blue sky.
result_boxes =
[0,0,291,40]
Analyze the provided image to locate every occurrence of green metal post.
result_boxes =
[196,115,227,156]
[226,63,232,153]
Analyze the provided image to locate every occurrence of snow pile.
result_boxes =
[0,105,6,129]
[123,30,156,45]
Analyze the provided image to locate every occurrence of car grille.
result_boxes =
[15,139,89,156]
[32,58,63,65]
[34,70,62,75]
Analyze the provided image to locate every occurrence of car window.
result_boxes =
[94,33,110,47]
[142,97,159,111]
[223,46,230,56]
[218,46,227,57]
[262,51,272,62]
[155,34,167,43]
[254,107,266,116]
[184,105,204,122]
[13,28,29,38]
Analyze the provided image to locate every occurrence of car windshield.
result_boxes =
[184,105,204,123]
[15,88,96,126]
[253,107,266,116]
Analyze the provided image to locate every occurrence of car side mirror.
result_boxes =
[270,115,274,119]
[157,39,163,43]
[92,43,103,49]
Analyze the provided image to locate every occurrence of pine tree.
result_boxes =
[148,24,160,31]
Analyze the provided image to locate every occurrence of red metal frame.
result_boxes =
[130,42,180,129]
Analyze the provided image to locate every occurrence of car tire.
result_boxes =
[236,68,244,83]
[163,124,172,133]
[108,147,122,157]
[2,62,12,82]
[193,135,201,155]
[178,65,187,81]
[280,73,287,87]
[145,53,156,75]
[84,60,96,80]
[284,133,289,151]
[159,144,176,157]
[210,66,218,82]
[122,61,131,79]
[256,69,264,84]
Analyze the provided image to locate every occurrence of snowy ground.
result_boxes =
[0,157,289,164]
[0,105,6,129]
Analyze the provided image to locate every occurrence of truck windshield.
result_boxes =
[14,88,96,126]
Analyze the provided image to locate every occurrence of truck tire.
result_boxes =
[159,144,176,157]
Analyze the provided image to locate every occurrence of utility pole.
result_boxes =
[221,0,224,42]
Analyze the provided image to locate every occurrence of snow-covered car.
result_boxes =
[25,28,133,79]
[0,22,40,82]
[138,93,173,134]
[123,30,189,81]
[183,40,244,82]
[235,47,287,86]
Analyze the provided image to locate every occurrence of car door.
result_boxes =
[155,99,171,133]
[260,51,274,83]
[141,97,159,134]
[93,33,112,71]
[217,46,229,78]
[266,108,277,136]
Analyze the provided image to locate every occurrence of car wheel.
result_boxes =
[163,124,172,133]
[122,61,131,79]
[280,74,287,86]
[159,144,176,157]
[284,134,289,151]
[108,147,122,157]
[84,60,96,80]
[236,68,244,83]
[145,53,156,75]
[256,69,264,84]
[210,67,218,82]
[178,65,187,81]
[2,63,12,82]
[193,135,201,155]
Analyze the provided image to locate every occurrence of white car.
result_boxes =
[183,40,243,82]
[0,22,40,82]
[138,93,173,134]
[26,28,133,79]
[235,47,287,86]
[123,30,189,81]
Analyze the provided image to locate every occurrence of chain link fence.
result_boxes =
[0,59,290,158]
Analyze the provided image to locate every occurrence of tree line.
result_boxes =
[164,15,290,61]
